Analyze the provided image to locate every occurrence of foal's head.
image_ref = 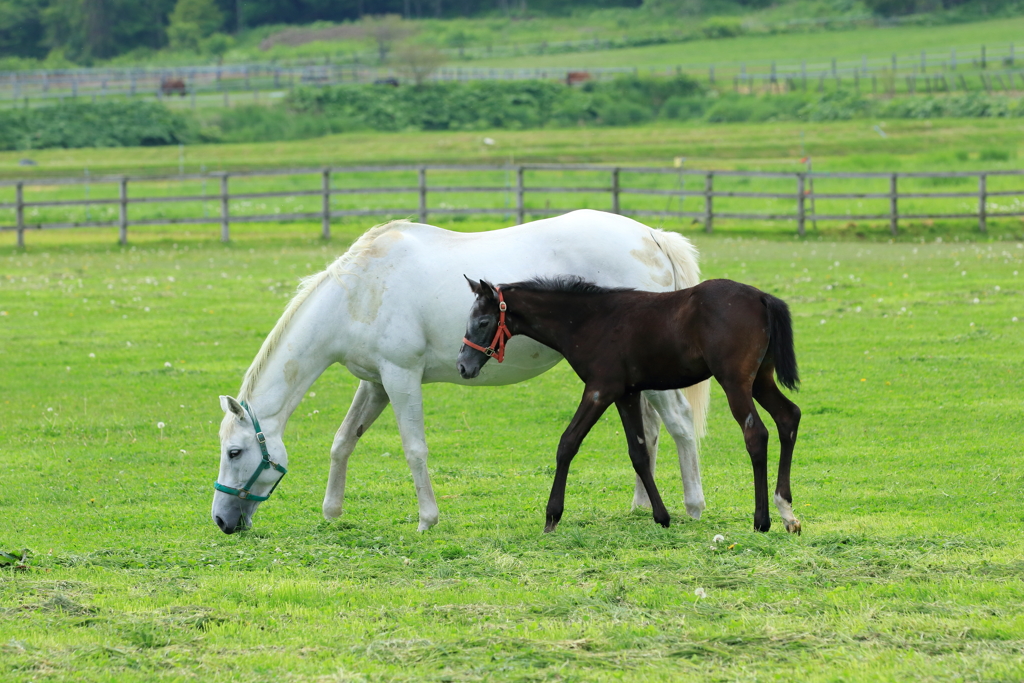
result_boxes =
[457,276,503,380]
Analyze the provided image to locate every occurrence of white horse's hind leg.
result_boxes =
[645,389,705,520]
[323,380,390,520]
[632,395,661,510]
[380,363,440,532]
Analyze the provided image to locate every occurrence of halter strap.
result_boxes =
[462,286,513,363]
[213,400,288,502]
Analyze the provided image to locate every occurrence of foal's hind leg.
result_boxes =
[631,395,661,511]
[753,366,802,535]
[323,380,391,520]
[720,379,772,532]
[644,389,705,520]
[617,393,670,528]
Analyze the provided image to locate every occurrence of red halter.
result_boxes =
[462,287,512,363]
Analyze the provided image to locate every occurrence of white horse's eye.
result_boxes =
[228,449,242,459]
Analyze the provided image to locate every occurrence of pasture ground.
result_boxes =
[1,222,1023,681]
[3,118,1024,179]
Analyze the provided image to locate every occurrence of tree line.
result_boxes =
[0,0,639,62]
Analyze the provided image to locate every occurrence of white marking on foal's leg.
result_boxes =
[632,395,660,510]
[745,413,755,429]
[774,492,802,535]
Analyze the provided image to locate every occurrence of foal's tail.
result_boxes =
[763,293,800,391]
[652,227,709,440]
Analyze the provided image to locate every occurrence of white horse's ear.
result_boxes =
[220,395,245,419]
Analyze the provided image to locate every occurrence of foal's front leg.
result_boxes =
[545,386,613,533]
[616,392,670,528]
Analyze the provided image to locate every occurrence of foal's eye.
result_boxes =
[477,319,489,328]
[228,448,242,459]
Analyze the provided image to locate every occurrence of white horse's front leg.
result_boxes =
[323,380,390,520]
[380,363,439,532]
[631,394,662,510]
[645,389,705,520]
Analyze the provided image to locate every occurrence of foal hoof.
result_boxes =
[784,519,802,536]
[654,514,670,528]
[543,523,558,534]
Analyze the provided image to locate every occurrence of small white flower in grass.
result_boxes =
[962,271,967,276]
[33,311,38,316]
[313,409,319,415]
[180,449,187,455]
[47,407,53,412]
[164,362,172,368]
[855,306,862,312]
[694,587,707,599]
[144,307,150,312]
[973,298,980,304]
[65,367,70,372]
[1013,317,1019,322]
[820,319,826,325]
[713,534,725,543]
[995,286,1001,292]
[88,353,95,358]
[309,392,316,397]
[970,322,975,327]
[157,422,165,429]
[126,341,132,347]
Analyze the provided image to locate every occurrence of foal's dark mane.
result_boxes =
[508,275,636,296]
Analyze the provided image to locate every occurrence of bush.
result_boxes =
[0,101,196,151]
[701,16,746,39]
[660,95,706,119]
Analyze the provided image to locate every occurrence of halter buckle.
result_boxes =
[256,431,266,444]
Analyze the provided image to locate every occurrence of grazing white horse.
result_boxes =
[213,210,711,534]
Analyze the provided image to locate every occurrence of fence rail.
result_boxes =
[2,164,1021,247]
[1,42,1020,107]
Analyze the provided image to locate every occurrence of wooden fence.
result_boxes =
[2,164,1022,247]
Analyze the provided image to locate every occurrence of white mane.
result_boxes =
[238,220,409,400]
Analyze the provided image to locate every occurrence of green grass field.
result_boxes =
[469,16,1024,70]
[1,220,1022,681]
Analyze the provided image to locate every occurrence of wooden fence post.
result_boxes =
[611,167,620,214]
[516,166,525,225]
[15,181,24,249]
[118,177,128,246]
[889,173,898,236]
[321,168,331,240]
[704,171,714,234]
[220,173,230,243]
[978,173,987,233]
[418,166,428,224]
[796,173,806,237]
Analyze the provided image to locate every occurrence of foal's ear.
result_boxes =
[220,395,246,420]
[464,275,497,301]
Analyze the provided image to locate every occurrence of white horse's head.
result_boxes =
[211,395,289,534]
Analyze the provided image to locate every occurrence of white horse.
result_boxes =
[213,210,711,534]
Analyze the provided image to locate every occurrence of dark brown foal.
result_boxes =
[457,276,802,535]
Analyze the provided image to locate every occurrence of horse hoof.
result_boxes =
[685,500,705,520]
[655,516,670,528]
[784,519,802,535]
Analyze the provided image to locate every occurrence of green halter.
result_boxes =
[213,400,287,502]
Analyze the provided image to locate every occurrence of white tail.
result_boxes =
[651,228,710,442]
